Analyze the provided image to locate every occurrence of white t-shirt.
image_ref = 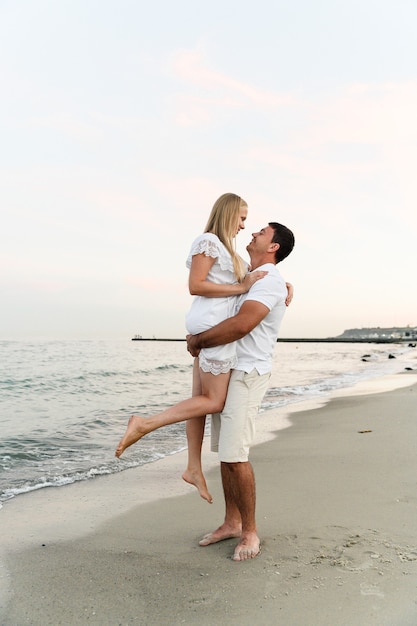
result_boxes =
[235,263,287,374]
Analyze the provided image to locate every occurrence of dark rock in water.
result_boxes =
[405,367,413,371]
[362,354,371,358]
[388,354,396,359]
[361,358,369,362]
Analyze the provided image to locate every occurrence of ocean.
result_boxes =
[0,339,415,506]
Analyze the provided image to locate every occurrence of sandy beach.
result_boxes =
[1,372,417,626]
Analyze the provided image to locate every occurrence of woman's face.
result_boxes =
[236,203,248,235]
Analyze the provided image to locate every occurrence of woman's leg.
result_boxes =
[115,366,231,458]
[182,360,212,503]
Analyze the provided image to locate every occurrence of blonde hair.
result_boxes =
[204,193,247,282]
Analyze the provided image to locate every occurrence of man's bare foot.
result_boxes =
[115,415,149,458]
[182,468,213,503]
[199,522,242,546]
[232,532,261,561]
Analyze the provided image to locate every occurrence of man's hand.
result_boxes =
[186,333,200,357]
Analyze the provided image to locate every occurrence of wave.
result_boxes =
[1,341,415,507]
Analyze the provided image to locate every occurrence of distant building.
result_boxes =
[337,326,417,341]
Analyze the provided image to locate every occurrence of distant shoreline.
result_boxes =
[131,337,410,344]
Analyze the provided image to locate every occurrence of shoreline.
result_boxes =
[1,371,415,544]
[1,372,417,624]
[3,345,414,507]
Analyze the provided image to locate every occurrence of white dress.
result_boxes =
[185,232,245,375]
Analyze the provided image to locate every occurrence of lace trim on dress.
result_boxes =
[187,235,235,274]
[191,238,221,260]
[199,353,237,375]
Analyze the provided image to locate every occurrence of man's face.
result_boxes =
[246,225,274,254]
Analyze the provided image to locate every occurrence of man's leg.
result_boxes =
[221,461,260,561]
[198,461,259,560]
[199,370,268,559]
[198,413,242,545]
[198,458,242,545]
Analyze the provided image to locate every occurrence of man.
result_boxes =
[186,222,295,562]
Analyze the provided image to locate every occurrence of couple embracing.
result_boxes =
[116,193,295,562]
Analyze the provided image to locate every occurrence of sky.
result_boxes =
[1,0,416,340]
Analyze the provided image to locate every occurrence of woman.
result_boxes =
[115,193,267,503]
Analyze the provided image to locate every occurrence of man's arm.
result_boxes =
[187,300,270,357]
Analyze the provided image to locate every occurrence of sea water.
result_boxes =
[0,339,415,505]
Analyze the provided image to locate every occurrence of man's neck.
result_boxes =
[249,254,275,270]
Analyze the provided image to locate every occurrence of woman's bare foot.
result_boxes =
[198,522,242,546]
[182,468,213,504]
[115,415,149,458]
[232,532,261,561]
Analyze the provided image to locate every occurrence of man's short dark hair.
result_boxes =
[269,222,295,263]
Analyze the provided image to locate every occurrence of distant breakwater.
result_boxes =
[131,337,407,344]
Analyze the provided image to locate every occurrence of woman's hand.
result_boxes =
[285,282,294,306]
[241,270,268,292]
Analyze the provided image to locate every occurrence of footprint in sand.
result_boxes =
[360,583,385,598]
